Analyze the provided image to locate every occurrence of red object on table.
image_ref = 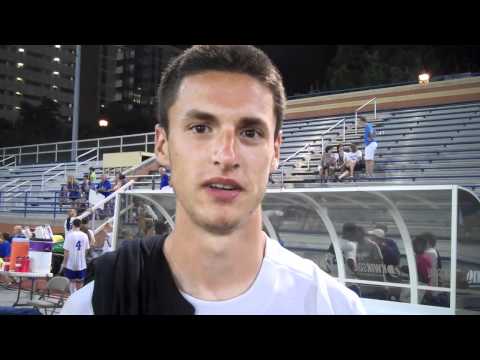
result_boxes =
[20,257,30,273]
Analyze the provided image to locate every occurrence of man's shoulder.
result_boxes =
[60,281,94,315]
[265,238,320,282]
[265,238,366,314]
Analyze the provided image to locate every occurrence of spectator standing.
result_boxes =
[88,167,97,184]
[0,233,11,259]
[112,173,127,192]
[97,175,113,198]
[357,116,377,178]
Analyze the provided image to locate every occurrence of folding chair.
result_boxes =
[27,276,70,315]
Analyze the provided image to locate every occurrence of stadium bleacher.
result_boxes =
[274,102,480,194]
[0,101,479,218]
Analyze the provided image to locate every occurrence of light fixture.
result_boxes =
[16,62,24,68]
[15,91,22,96]
[53,57,60,62]
[52,85,58,89]
[52,71,59,76]
[54,45,61,49]
[419,72,430,86]
[14,106,21,110]
[16,77,23,82]
[18,48,24,53]
[99,119,109,127]
[53,99,58,103]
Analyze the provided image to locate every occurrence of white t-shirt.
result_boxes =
[60,235,366,315]
[344,150,363,162]
[63,230,90,272]
[102,232,113,253]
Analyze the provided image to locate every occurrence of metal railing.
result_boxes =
[0,179,19,191]
[355,97,377,135]
[320,117,347,156]
[75,148,99,178]
[278,117,347,188]
[1,181,32,210]
[0,155,16,170]
[0,132,156,165]
[41,163,67,190]
[77,156,158,231]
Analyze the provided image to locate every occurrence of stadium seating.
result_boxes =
[274,102,480,195]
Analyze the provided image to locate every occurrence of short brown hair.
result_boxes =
[156,45,286,139]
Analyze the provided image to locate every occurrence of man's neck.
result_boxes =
[163,207,266,301]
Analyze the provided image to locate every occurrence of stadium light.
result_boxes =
[418,72,430,85]
[99,118,109,127]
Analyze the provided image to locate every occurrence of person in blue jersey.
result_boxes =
[357,116,377,178]
[61,45,366,315]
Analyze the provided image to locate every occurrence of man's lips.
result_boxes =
[202,177,244,191]
[202,177,243,202]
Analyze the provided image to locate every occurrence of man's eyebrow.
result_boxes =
[184,109,218,122]
[238,117,269,130]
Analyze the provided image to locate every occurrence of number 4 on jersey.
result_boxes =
[75,240,82,251]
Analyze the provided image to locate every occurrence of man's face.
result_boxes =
[13,226,22,235]
[155,71,281,235]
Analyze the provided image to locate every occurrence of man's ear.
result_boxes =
[155,124,170,168]
[270,130,283,172]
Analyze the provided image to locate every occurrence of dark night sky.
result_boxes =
[173,45,480,97]
[256,45,338,96]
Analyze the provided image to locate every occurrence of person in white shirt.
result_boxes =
[61,45,366,315]
[61,219,90,295]
[337,144,363,181]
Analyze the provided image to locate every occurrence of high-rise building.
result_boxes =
[0,45,76,123]
[112,45,182,112]
[0,45,183,132]
[79,45,182,129]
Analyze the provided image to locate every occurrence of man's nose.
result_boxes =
[213,129,239,170]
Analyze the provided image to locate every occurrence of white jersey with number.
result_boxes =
[63,230,90,271]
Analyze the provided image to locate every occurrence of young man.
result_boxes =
[61,45,366,315]
[61,219,90,295]
[357,116,377,177]
[64,208,77,236]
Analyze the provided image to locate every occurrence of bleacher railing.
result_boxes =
[41,163,67,190]
[0,132,155,165]
[355,97,377,135]
[75,148,99,178]
[0,155,17,170]
[278,117,347,188]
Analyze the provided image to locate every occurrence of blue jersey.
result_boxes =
[0,241,11,258]
[364,123,376,146]
[160,174,170,189]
